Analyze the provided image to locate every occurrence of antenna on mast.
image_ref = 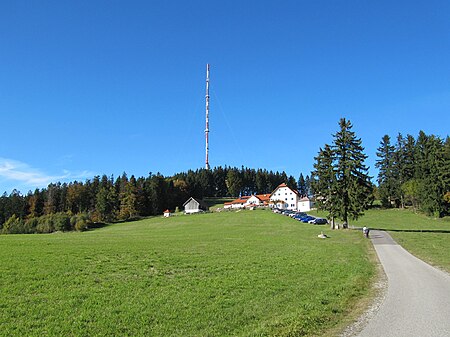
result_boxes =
[205,64,211,170]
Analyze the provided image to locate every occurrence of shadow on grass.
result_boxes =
[86,216,160,231]
[372,228,450,234]
[86,222,110,231]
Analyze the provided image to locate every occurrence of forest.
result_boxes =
[0,167,303,234]
[375,131,450,217]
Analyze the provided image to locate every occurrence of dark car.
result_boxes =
[294,214,308,220]
[310,218,328,225]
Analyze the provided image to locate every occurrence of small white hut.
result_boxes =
[298,197,315,212]
[163,209,171,218]
[183,197,208,214]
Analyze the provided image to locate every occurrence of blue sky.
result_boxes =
[1,0,449,194]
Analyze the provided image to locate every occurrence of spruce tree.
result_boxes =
[332,118,373,226]
[311,144,337,228]
[395,134,416,208]
[376,135,399,208]
[297,173,307,197]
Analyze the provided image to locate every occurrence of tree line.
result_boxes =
[375,131,450,217]
[0,167,309,234]
[311,118,450,229]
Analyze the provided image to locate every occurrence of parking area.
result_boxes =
[272,209,328,225]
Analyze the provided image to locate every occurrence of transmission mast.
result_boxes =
[205,64,211,170]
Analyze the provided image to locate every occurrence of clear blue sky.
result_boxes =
[1,0,449,194]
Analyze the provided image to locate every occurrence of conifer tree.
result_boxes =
[305,175,312,196]
[333,118,373,225]
[376,135,399,207]
[313,119,373,228]
[395,134,416,208]
[311,144,337,228]
[297,173,307,197]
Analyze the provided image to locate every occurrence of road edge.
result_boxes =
[338,232,388,337]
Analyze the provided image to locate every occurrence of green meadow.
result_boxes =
[311,208,450,272]
[354,208,450,272]
[0,210,375,337]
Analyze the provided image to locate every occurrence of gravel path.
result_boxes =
[356,230,450,337]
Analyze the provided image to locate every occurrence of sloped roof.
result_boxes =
[183,197,208,209]
[270,183,299,196]
[255,194,271,202]
[163,209,171,213]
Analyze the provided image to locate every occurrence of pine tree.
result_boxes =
[442,137,450,215]
[226,169,242,197]
[331,118,373,226]
[305,175,312,196]
[311,144,337,228]
[297,173,307,197]
[28,188,44,218]
[96,186,117,221]
[376,135,399,207]
[119,176,138,220]
[415,133,447,216]
[287,175,297,191]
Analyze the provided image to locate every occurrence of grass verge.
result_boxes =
[311,208,450,273]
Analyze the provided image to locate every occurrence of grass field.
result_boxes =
[355,209,450,272]
[311,208,450,272]
[0,210,375,337]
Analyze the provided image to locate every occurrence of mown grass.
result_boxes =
[355,209,450,272]
[0,210,375,337]
[311,208,450,272]
[204,197,234,211]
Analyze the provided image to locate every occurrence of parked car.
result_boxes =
[293,212,306,217]
[310,218,328,225]
[294,214,308,221]
[302,216,316,223]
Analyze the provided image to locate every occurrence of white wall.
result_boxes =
[246,195,261,206]
[270,186,299,210]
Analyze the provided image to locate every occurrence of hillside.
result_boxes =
[0,210,375,336]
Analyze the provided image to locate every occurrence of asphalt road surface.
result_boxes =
[357,230,450,337]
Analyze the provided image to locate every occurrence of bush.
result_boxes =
[23,217,38,234]
[36,215,54,233]
[1,214,24,234]
[71,213,91,231]
[53,213,71,232]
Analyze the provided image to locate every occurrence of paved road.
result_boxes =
[357,230,450,337]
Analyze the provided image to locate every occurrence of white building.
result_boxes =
[246,194,271,207]
[224,194,271,210]
[183,197,208,214]
[269,183,301,210]
[230,196,250,209]
[298,196,314,212]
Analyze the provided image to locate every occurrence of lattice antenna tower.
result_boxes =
[205,64,211,170]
